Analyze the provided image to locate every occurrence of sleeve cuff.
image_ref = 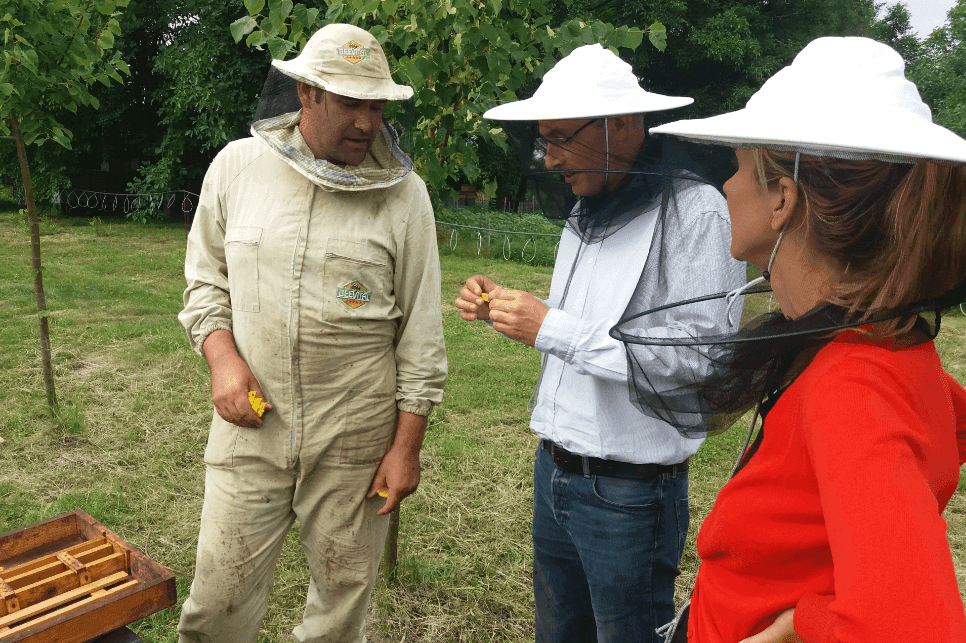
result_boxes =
[397,401,434,417]
[794,593,836,643]
[534,308,580,362]
[195,321,233,357]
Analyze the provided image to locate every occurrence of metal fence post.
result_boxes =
[381,507,400,583]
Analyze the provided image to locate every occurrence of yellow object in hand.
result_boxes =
[377,488,390,498]
[248,390,266,417]
[480,292,489,302]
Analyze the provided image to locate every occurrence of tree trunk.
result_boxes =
[8,111,57,412]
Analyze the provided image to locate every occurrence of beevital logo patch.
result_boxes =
[337,281,370,308]
[338,41,370,64]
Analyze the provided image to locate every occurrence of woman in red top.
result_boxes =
[630,37,966,642]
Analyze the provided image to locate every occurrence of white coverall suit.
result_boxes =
[177,111,447,643]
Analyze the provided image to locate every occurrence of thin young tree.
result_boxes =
[0,0,131,412]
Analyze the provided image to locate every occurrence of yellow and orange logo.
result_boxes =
[337,281,371,308]
[337,41,370,64]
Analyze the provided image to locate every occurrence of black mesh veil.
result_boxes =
[611,224,966,440]
[500,120,721,244]
[253,66,415,155]
[496,116,749,428]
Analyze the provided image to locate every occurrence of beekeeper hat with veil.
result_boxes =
[611,36,966,444]
[249,22,416,190]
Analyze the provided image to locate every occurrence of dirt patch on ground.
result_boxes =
[71,358,104,379]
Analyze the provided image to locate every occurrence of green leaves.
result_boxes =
[647,23,666,52]
[1,0,129,149]
[245,0,266,15]
[230,15,258,43]
[267,36,295,59]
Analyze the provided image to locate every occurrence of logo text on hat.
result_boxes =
[338,40,370,64]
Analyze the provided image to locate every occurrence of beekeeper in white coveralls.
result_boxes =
[176,23,447,643]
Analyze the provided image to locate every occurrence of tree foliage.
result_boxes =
[552,0,877,118]
[0,0,131,148]
[866,1,921,64]
[231,0,665,204]
[908,0,966,138]
[128,0,272,202]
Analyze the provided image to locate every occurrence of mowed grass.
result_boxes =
[0,201,964,643]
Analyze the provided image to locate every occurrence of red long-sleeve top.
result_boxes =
[689,330,966,643]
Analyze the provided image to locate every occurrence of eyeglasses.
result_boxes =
[535,119,600,152]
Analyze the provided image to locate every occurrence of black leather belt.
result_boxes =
[542,440,688,480]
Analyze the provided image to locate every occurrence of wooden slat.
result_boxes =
[1,547,123,595]
[105,537,129,571]
[61,538,110,560]
[72,543,112,566]
[5,578,171,643]
[3,579,139,636]
[54,554,89,586]
[86,552,127,580]
[2,561,61,592]
[0,572,131,629]
[0,539,106,584]
[0,553,127,619]
[0,581,17,614]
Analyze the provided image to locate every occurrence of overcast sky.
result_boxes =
[900,0,957,37]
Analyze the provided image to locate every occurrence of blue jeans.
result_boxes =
[533,443,689,643]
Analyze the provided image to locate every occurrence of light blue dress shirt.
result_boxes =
[531,181,746,465]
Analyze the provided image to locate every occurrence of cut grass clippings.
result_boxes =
[0,202,963,642]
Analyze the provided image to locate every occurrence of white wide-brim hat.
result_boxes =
[273,23,413,101]
[651,37,966,163]
[484,43,692,121]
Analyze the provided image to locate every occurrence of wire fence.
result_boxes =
[60,189,199,217]
[435,220,561,264]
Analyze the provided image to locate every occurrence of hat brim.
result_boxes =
[272,59,414,101]
[484,93,693,121]
[651,109,966,164]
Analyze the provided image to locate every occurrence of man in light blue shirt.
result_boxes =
[455,44,745,643]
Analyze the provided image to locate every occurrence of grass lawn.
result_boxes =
[0,202,964,642]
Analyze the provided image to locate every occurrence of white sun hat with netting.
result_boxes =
[650,36,966,163]
[484,43,692,120]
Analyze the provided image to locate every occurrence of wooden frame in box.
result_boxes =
[0,510,176,643]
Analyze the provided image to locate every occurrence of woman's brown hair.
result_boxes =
[754,149,966,335]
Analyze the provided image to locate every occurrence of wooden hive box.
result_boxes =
[0,511,176,643]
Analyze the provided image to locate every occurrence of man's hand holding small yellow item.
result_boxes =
[203,329,274,428]
[455,275,499,321]
[367,410,427,515]
[487,287,550,348]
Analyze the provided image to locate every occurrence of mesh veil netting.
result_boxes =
[500,118,730,313]
[253,66,415,154]
[499,118,750,418]
[501,119,723,243]
[608,151,966,440]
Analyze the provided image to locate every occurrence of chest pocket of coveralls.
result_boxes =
[224,226,262,313]
[322,238,392,319]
